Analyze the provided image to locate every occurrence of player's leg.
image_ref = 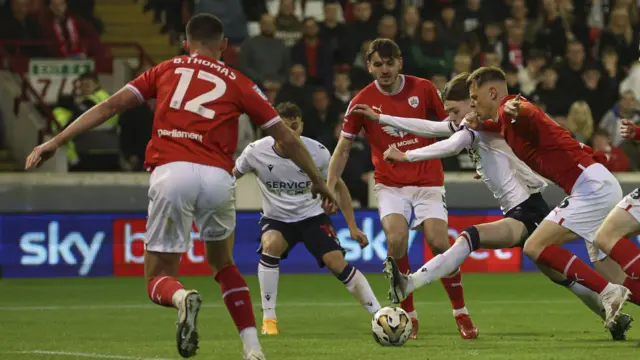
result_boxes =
[197,167,264,360]
[145,162,202,359]
[302,214,381,315]
[257,225,291,335]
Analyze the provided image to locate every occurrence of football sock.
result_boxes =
[553,278,605,319]
[537,245,609,294]
[215,265,258,334]
[622,277,640,305]
[239,327,262,355]
[258,253,280,320]
[147,276,185,308]
[396,255,415,315]
[338,264,381,314]
[408,239,471,293]
[609,238,640,279]
[441,269,466,311]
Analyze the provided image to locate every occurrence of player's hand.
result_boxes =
[462,112,480,130]
[383,146,408,163]
[504,94,521,120]
[25,139,60,169]
[349,104,380,122]
[311,182,339,214]
[620,119,637,140]
[349,228,369,249]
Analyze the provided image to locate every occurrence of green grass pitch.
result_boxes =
[0,273,637,360]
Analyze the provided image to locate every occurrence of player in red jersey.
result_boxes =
[465,66,640,329]
[327,38,478,340]
[25,14,336,360]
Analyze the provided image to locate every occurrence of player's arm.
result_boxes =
[233,144,255,179]
[334,177,369,248]
[327,136,354,191]
[379,114,456,138]
[265,124,325,184]
[384,129,473,163]
[620,119,640,140]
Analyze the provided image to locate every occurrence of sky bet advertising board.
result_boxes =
[1,210,635,278]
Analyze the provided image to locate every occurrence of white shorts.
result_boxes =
[146,161,236,253]
[374,184,448,230]
[616,188,640,224]
[545,163,622,255]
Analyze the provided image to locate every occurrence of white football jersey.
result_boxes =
[235,136,330,222]
[464,126,548,213]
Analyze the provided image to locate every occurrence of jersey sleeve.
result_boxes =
[342,100,364,139]
[378,114,456,137]
[238,80,281,130]
[424,80,448,120]
[126,65,160,102]
[404,129,473,162]
[234,143,255,175]
[635,127,640,141]
[481,119,502,133]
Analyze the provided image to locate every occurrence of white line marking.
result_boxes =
[8,350,170,360]
[0,299,575,311]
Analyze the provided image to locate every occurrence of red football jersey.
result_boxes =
[494,95,596,194]
[342,75,447,187]
[127,54,280,173]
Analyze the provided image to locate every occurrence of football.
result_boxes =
[371,307,413,346]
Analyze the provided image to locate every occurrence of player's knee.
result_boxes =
[261,234,287,257]
[427,238,450,255]
[386,232,409,257]
[522,239,542,261]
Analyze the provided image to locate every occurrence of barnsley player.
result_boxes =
[25,14,337,360]
[327,38,478,340]
[233,102,381,335]
[351,72,632,340]
[464,66,640,329]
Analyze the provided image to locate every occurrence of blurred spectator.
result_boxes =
[620,61,640,102]
[431,73,448,93]
[534,0,568,60]
[291,17,334,89]
[302,87,340,140]
[331,70,352,111]
[601,47,625,100]
[378,15,398,41]
[437,5,464,51]
[119,100,153,172]
[239,14,290,87]
[532,65,565,115]
[580,62,611,123]
[67,0,102,34]
[275,64,314,112]
[452,53,472,77]
[398,6,420,39]
[553,113,570,130]
[511,0,536,41]
[600,90,640,146]
[518,49,547,96]
[319,1,347,63]
[410,20,453,79]
[0,0,45,57]
[373,0,401,23]
[501,20,530,68]
[39,0,103,58]
[591,128,630,172]
[566,101,594,143]
[319,120,373,207]
[276,0,303,47]
[556,40,586,113]
[598,6,640,70]
[503,63,521,94]
[480,21,502,56]
[350,39,373,91]
[480,48,501,67]
[459,0,484,33]
[194,0,248,45]
[345,0,377,64]
[234,114,257,160]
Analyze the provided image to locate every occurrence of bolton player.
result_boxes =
[464,66,640,329]
[327,38,478,340]
[351,72,633,340]
[24,14,337,360]
[233,102,381,335]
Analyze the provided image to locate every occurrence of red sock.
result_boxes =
[214,265,257,332]
[622,277,640,305]
[609,238,640,279]
[147,276,184,307]
[441,269,465,310]
[396,255,415,314]
[537,245,609,293]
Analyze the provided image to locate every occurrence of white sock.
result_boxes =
[342,267,381,314]
[567,282,605,319]
[407,310,417,319]
[258,253,280,320]
[407,240,471,293]
[453,307,469,317]
[171,289,186,308]
[240,327,262,354]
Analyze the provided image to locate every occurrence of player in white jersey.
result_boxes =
[350,73,633,340]
[234,103,381,335]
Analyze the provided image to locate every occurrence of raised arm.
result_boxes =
[379,114,457,138]
[405,129,474,161]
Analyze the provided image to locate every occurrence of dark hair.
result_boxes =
[592,128,611,138]
[186,14,224,43]
[78,72,98,82]
[367,38,402,60]
[502,63,518,74]
[442,72,470,102]
[467,66,506,88]
[527,48,546,61]
[275,102,302,120]
[303,16,318,25]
